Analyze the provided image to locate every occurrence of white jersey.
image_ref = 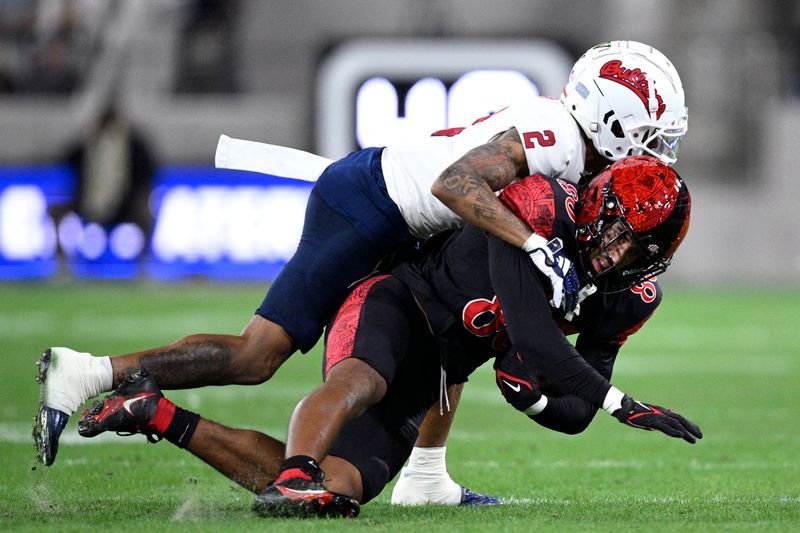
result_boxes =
[381,97,586,239]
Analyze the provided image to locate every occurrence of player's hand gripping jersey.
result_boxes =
[392,174,660,418]
[381,97,585,238]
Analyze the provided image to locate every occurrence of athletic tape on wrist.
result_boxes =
[524,395,549,416]
[602,386,626,415]
[522,233,547,252]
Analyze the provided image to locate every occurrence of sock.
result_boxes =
[275,455,324,483]
[391,446,461,505]
[406,446,448,474]
[95,356,113,394]
[46,349,113,414]
[71,352,114,400]
[150,398,200,448]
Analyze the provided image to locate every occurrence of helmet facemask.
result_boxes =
[582,220,672,293]
[626,115,687,165]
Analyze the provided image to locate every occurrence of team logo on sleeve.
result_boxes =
[599,60,665,119]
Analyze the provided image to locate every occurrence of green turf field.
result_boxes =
[1,282,798,531]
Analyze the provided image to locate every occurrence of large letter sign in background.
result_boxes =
[355,70,540,149]
[317,39,573,158]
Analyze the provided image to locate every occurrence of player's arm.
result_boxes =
[526,394,599,435]
[523,341,620,435]
[431,128,531,247]
[487,236,703,443]
[487,234,609,404]
[529,303,663,435]
[433,130,580,311]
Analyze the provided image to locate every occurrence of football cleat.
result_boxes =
[77,369,162,443]
[32,404,70,467]
[34,346,107,465]
[33,348,74,466]
[460,487,503,506]
[252,476,360,518]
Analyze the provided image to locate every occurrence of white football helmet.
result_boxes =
[561,41,688,165]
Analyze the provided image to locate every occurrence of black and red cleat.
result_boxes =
[78,369,164,443]
[253,467,360,518]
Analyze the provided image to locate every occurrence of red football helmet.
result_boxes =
[575,155,691,292]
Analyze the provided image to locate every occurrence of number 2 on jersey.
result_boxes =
[522,130,556,149]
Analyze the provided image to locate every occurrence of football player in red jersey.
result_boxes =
[77,156,701,518]
[37,39,687,507]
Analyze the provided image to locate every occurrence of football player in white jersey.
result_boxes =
[390,39,688,505]
[34,40,687,506]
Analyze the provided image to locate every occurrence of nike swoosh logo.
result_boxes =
[123,393,154,415]
[502,380,521,393]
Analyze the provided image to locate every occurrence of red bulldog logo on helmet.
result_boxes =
[599,60,666,119]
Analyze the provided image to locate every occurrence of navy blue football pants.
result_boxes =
[256,147,415,353]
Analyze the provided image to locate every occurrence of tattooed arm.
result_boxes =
[431,128,532,248]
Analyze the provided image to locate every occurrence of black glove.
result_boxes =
[612,395,703,444]
[494,352,542,412]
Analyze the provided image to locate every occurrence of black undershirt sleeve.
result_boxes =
[530,394,599,434]
[487,235,611,408]
[528,315,624,434]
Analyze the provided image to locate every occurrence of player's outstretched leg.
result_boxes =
[34,347,112,465]
[253,456,360,518]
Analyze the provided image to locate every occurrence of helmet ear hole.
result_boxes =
[610,120,625,138]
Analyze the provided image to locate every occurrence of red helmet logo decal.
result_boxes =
[599,60,666,119]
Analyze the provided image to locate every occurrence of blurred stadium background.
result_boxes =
[1,0,799,285]
[1,3,799,529]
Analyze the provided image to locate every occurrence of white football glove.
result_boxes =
[523,234,581,313]
[564,284,598,321]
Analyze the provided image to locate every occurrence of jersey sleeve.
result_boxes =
[498,174,579,261]
[575,279,663,377]
[508,97,586,183]
[529,394,599,435]
[498,174,557,238]
[487,234,611,408]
